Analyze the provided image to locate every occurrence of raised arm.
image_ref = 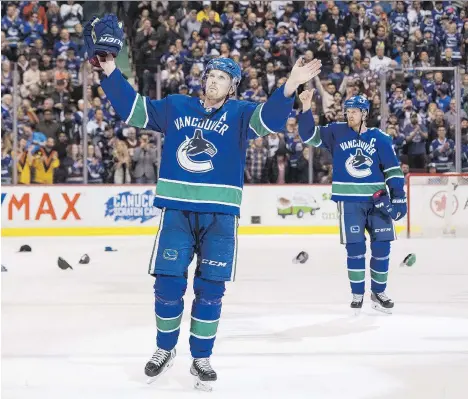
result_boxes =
[297,89,334,151]
[98,54,168,133]
[246,58,322,139]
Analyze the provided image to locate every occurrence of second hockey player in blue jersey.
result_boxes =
[84,14,322,391]
[298,91,407,315]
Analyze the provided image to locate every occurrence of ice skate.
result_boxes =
[190,357,217,391]
[371,291,394,314]
[144,348,176,384]
[350,293,364,315]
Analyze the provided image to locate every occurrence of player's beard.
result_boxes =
[205,85,230,103]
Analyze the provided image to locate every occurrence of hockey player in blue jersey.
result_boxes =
[297,90,407,315]
[84,15,322,390]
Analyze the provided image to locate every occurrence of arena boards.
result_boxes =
[1,185,409,237]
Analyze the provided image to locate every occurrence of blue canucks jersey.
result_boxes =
[101,69,301,216]
[1,16,24,47]
[444,32,461,60]
[298,111,404,202]
[389,11,409,38]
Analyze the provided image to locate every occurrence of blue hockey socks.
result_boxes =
[154,275,187,351]
[346,242,366,295]
[370,241,390,293]
[190,276,225,358]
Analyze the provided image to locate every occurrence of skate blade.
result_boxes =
[371,302,393,315]
[146,358,175,384]
[193,376,214,392]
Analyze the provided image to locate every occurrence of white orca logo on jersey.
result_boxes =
[345,148,373,178]
[176,129,218,173]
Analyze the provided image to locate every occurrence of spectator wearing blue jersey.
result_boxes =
[226,20,251,50]
[388,86,405,118]
[1,94,13,133]
[65,48,82,90]
[186,64,203,96]
[220,3,235,28]
[240,79,267,103]
[24,125,46,154]
[436,87,451,113]
[87,144,105,183]
[23,13,44,47]
[53,29,78,58]
[412,86,429,113]
[390,1,410,40]
[387,124,406,158]
[429,126,454,172]
[328,63,345,88]
[65,144,84,183]
[287,133,304,183]
[71,23,85,59]
[401,99,418,129]
[1,3,24,49]
[294,30,309,55]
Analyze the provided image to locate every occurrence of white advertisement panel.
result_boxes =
[242,185,337,225]
[1,185,405,236]
[1,186,161,235]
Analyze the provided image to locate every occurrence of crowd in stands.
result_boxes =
[2,1,468,185]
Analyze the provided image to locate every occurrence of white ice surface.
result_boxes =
[1,235,468,399]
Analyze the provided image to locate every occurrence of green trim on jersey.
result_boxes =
[332,182,386,196]
[156,178,242,208]
[126,93,148,128]
[249,103,276,137]
[384,166,404,182]
[304,126,322,147]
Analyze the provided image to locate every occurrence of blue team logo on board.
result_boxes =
[345,148,373,178]
[176,129,218,173]
[104,190,158,223]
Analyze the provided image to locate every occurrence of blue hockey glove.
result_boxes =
[373,190,407,221]
[84,14,123,65]
[83,15,99,59]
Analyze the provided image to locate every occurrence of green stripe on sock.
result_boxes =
[348,270,365,282]
[157,179,242,207]
[156,313,182,332]
[370,270,388,283]
[333,182,386,196]
[190,318,219,338]
[127,94,147,128]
